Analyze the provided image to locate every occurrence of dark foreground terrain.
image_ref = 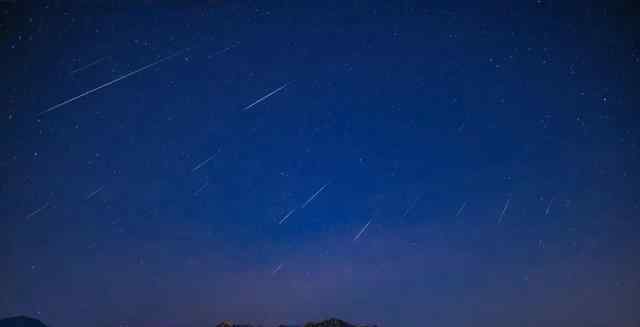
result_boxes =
[0,316,376,327]
[217,318,377,327]
[0,317,48,327]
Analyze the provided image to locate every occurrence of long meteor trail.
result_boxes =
[278,208,296,225]
[39,48,189,116]
[242,82,289,111]
[191,149,220,172]
[353,219,372,242]
[301,182,330,208]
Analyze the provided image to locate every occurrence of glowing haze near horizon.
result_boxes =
[2,1,640,326]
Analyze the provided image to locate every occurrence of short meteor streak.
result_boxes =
[278,208,296,225]
[353,219,372,242]
[39,48,189,116]
[402,193,423,218]
[26,202,50,219]
[192,149,219,172]
[498,198,510,224]
[455,201,467,217]
[301,182,330,208]
[213,44,237,56]
[85,186,104,200]
[194,181,209,196]
[70,56,107,75]
[272,264,283,275]
[242,82,289,111]
[545,197,555,216]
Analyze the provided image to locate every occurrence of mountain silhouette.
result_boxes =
[303,318,374,327]
[0,316,48,327]
[215,321,254,327]
[216,318,375,327]
[0,316,374,327]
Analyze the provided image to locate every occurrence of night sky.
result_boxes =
[2,1,640,327]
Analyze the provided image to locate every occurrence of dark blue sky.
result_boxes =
[2,1,640,326]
